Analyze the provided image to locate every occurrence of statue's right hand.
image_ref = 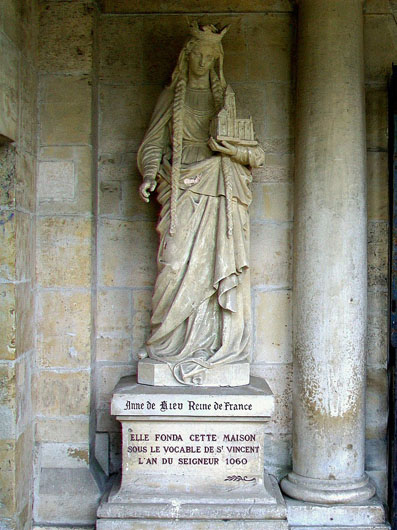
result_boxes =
[139,178,157,203]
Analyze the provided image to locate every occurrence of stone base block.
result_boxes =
[97,474,288,529]
[137,358,250,386]
[286,495,389,529]
[97,376,286,528]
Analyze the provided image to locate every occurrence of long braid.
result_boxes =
[169,77,187,236]
[210,69,232,238]
[210,68,225,112]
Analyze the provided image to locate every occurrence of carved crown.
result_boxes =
[189,21,229,43]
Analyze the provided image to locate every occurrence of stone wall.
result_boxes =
[33,0,101,525]
[0,0,394,527]
[0,1,38,528]
[363,0,397,502]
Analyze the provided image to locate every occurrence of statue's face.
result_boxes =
[188,42,216,78]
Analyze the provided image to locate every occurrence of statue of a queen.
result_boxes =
[137,22,265,386]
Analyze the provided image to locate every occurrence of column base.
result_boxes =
[285,494,389,529]
[280,472,376,504]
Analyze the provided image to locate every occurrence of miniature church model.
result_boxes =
[210,85,258,146]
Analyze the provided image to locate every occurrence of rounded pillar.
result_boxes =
[280,0,375,503]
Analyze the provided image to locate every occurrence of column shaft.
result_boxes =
[281,0,375,503]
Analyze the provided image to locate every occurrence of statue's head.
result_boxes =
[170,22,229,88]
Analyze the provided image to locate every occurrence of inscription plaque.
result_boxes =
[119,420,264,494]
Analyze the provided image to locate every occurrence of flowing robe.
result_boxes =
[137,86,264,384]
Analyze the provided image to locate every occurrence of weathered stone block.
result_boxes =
[15,424,33,513]
[254,289,292,364]
[39,146,92,215]
[367,221,388,289]
[132,289,152,354]
[99,364,135,403]
[367,151,388,221]
[97,337,132,363]
[365,368,388,440]
[38,160,75,202]
[36,467,100,524]
[0,211,16,281]
[37,289,91,368]
[366,87,388,151]
[15,352,32,431]
[235,85,266,145]
[35,416,90,444]
[263,433,292,479]
[252,154,293,183]
[15,211,34,281]
[40,442,89,469]
[96,404,120,433]
[34,370,90,416]
[250,223,292,287]
[367,289,388,368]
[223,50,247,84]
[20,0,39,64]
[0,404,16,440]
[19,61,37,156]
[0,143,16,209]
[99,152,137,182]
[99,220,157,288]
[99,16,143,83]
[37,217,92,287]
[251,363,292,435]
[39,1,93,74]
[365,439,387,471]
[0,439,16,517]
[250,183,292,222]
[16,150,35,213]
[141,16,190,85]
[364,14,397,83]
[264,83,293,142]
[245,14,293,83]
[1,0,22,47]
[120,178,159,220]
[365,0,393,13]
[0,284,16,361]
[98,153,158,220]
[97,289,132,335]
[39,75,91,145]
[0,364,16,408]
[99,84,162,153]
[100,180,122,216]
[0,31,19,142]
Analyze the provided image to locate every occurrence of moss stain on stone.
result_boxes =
[67,447,89,465]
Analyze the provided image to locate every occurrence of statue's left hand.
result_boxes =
[208,138,238,157]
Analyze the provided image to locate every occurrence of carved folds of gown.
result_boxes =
[137,86,264,384]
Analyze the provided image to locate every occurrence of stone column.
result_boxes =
[280,0,375,503]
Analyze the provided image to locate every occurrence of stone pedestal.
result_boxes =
[97,376,287,529]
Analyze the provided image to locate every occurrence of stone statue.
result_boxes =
[137,22,264,386]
